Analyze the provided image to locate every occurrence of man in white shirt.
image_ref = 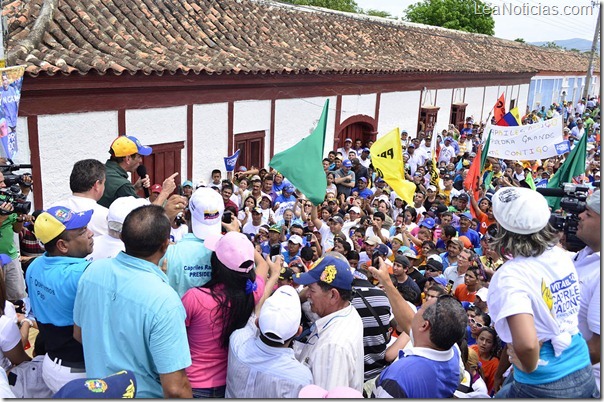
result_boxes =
[50,159,108,237]
[337,138,355,161]
[406,144,426,176]
[293,255,364,392]
[242,207,263,236]
[574,190,601,390]
[87,196,149,261]
[438,138,456,165]
[571,119,585,140]
[226,285,313,398]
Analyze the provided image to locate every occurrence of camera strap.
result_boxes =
[352,287,390,343]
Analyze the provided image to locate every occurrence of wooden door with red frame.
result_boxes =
[235,131,265,171]
[334,122,377,151]
[132,141,185,197]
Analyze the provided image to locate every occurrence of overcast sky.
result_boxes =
[355,0,600,43]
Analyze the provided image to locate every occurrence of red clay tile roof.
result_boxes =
[3,0,599,77]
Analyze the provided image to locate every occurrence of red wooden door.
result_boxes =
[132,141,185,196]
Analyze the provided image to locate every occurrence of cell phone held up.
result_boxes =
[222,211,233,224]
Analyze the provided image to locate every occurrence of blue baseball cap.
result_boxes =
[293,255,353,291]
[460,212,473,220]
[53,370,136,398]
[420,217,436,229]
[34,206,93,244]
[182,180,194,188]
[342,159,352,168]
[283,184,295,193]
[126,136,152,156]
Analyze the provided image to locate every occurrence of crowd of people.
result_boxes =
[0,96,599,398]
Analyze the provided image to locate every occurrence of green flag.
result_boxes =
[545,132,588,210]
[480,129,492,171]
[269,100,328,205]
[524,171,536,190]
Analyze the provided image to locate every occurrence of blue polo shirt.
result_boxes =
[74,252,191,398]
[351,187,373,199]
[459,228,481,249]
[25,253,89,326]
[162,234,213,298]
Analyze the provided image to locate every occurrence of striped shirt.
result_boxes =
[351,279,392,381]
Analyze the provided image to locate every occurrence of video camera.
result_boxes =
[537,183,591,252]
[0,184,31,215]
[0,161,33,188]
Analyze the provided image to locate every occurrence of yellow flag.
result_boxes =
[370,128,416,205]
[510,107,521,125]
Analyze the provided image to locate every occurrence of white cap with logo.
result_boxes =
[107,196,150,232]
[189,187,225,240]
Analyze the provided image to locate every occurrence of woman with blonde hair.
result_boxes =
[489,187,597,398]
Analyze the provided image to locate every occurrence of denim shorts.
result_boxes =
[192,385,226,398]
[495,365,599,398]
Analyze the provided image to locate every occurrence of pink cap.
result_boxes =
[299,385,363,398]
[204,231,255,273]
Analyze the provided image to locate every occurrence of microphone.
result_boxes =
[136,165,150,198]
[536,187,566,198]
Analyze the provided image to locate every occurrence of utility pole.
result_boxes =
[582,2,601,102]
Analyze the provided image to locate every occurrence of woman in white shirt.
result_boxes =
[488,187,597,398]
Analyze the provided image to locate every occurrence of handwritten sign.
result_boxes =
[486,116,564,160]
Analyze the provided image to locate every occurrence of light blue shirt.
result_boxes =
[25,253,89,326]
[225,317,313,398]
[162,234,213,298]
[74,252,191,398]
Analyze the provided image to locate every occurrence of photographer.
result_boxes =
[574,189,601,391]
[0,171,32,302]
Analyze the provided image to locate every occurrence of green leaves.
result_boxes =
[404,0,495,36]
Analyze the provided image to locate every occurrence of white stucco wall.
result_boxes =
[340,94,376,123]
[38,111,119,207]
[464,87,484,124]
[378,91,421,138]
[233,99,271,173]
[482,86,501,122]
[13,116,30,166]
[435,88,453,133]
[126,106,187,182]
[273,97,337,157]
[517,84,530,115]
[193,103,228,184]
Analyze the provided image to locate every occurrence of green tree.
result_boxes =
[363,9,394,18]
[514,38,526,43]
[404,0,495,35]
[280,0,359,13]
[541,41,562,49]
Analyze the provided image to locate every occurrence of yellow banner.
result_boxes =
[370,128,415,205]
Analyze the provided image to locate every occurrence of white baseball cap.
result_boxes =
[349,206,361,214]
[189,187,224,239]
[475,287,489,301]
[288,234,304,245]
[107,196,150,232]
[492,187,550,235]
[258,285,301,344]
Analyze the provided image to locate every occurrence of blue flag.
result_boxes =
[224,149,240,172]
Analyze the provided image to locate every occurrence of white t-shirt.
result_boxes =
[242,221,262,236]
[87,235,124,261]
[488,247,581,355]
[49,195,108,237]
[0,308,21,370]
[365,226,390,240]
[572,247,600,386]
[170,224,189,243]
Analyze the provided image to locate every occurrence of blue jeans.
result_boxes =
[495,365,599,398]
[192,385,226,398]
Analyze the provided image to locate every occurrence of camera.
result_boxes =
[537,183,589,252]
[0,162,33,188]
[0,184,31,215]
